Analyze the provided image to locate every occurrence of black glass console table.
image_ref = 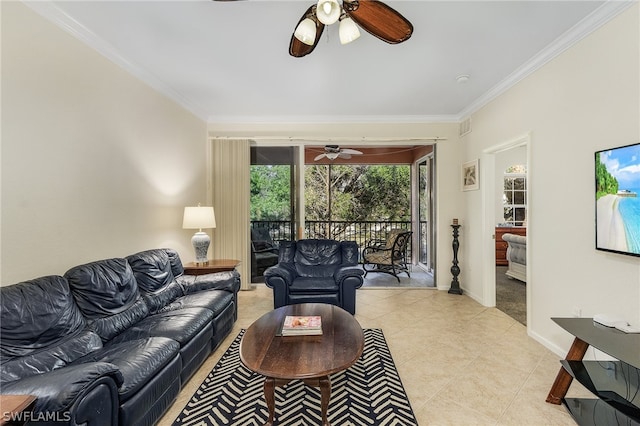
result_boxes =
[546,317,640,425]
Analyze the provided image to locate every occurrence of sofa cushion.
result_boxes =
[293,239,341,278]
[164,248,185,278]
[176,270,240,294]
[126,249,184,314]
[0,276,102,381]
[65,258,149,341]
[160,291,234,317]
[73,337,180,402]
[289,277,339,293]
[1,330,103,383]
[108,307,214,347]
[0,276,87,358]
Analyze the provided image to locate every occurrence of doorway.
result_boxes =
[495,160,527,325]
[481,134,530,325]
[249,142,437,288]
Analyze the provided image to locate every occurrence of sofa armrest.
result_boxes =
[335,267,364,315]
[263,265,297,309]
[334,266,364,287]
[1,362,123,422]
[263,265,296,285]
[176,270,240,295]
[502,233,526,265]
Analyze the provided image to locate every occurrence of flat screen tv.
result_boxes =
[595,142,640,257]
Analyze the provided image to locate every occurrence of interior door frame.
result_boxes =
[481,133,531,324]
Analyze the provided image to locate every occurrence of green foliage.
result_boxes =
[595,153,618,199]
[250,165,291,220]
[251,163,412,223]
[304,164,411,221]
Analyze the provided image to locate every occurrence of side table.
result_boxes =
[0,394,36,425]
[183,259,240,276]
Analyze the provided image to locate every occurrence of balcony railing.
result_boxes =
[251,220,413,260]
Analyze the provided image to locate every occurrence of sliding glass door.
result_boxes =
[249,146,299,281]
[417,152,435,274]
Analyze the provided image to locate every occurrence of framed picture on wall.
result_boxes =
[462,159,479,191]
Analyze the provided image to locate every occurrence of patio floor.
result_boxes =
[361,264,435,289]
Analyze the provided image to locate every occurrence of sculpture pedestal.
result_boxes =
[449,224,463,295]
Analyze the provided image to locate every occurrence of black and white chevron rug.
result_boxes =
[173,328,418,426]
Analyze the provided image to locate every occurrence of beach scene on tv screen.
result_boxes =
[596,143,640,255]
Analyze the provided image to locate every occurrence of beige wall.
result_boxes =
[1,2,208,284]
[461,4,640,354]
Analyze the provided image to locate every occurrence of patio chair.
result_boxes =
[362,230,412,282]
[251,228,280,281]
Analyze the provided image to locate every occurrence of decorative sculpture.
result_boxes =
[449,220,463,295]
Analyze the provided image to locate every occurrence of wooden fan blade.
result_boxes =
[343,0,413,44]
[289,6,325,58]
[314,153,327,161]
[341,148,363,155]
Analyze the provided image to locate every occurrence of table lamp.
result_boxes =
[183,205,216,263]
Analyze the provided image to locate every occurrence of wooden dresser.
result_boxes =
[495,227,526,266]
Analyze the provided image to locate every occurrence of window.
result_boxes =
[503,165,527,226]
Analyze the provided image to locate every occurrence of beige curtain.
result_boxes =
[210,139,251,290]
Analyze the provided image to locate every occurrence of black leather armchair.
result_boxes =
[263,239,364,314]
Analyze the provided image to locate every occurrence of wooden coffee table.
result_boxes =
[239,303,364,426]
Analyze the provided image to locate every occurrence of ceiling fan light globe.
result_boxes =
[339,17,360,44]
[316,0,341,25]
[326,152,340,160]
[294,18,317,45]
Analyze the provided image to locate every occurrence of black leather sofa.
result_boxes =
[263,239,364,314]
[0,248,239,426]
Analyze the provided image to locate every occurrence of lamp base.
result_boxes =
[191,231,211,263]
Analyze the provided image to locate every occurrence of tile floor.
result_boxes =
[159,285,588,425]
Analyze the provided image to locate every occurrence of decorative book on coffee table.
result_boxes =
[281,315,322,336]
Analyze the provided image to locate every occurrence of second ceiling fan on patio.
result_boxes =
[314,145,363,161]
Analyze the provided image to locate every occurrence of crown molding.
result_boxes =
[206,114,461,125]
[23,1,211,121]
[457,0,637,120]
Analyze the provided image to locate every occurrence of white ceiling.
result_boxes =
[27,0,631,124]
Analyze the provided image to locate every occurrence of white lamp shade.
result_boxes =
[339,17,361,44]
[294,18,317,46]
[183,206,216,229]
[316,0,341,25]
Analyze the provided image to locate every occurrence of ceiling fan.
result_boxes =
[290,0,413,57]
[314,145,363,161]
[213,0,413,58]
